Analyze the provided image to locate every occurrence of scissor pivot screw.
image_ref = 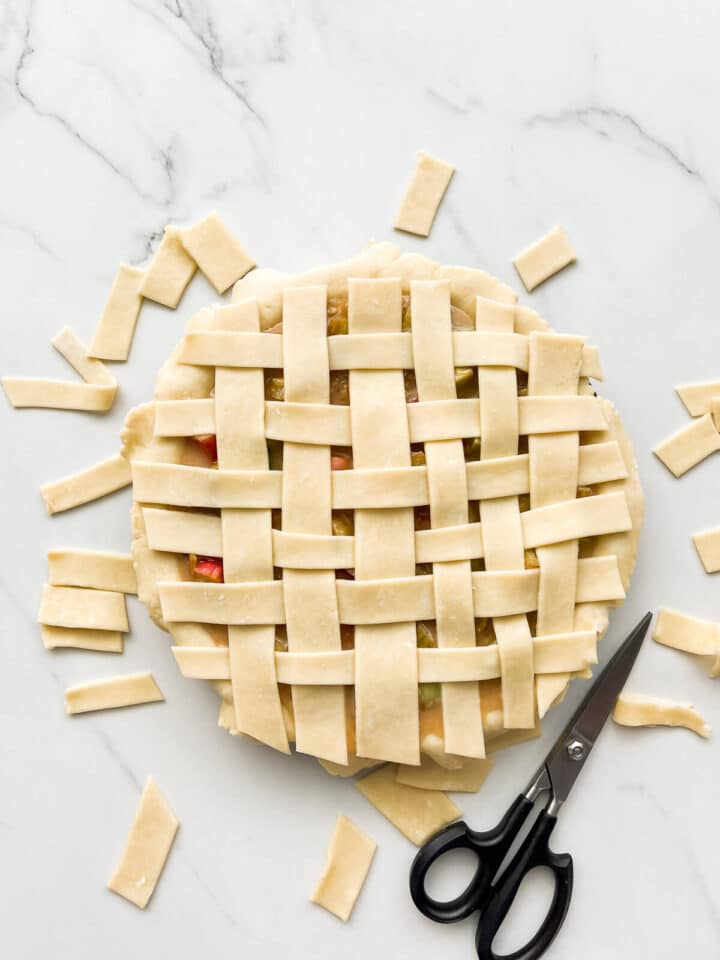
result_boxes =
[567,739,586,761]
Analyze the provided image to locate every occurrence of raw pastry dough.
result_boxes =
[65,672,164,715]
[41,453,132,515]
[395,756,494,792]
[355,764,460,845]
[140,226,197,308]
[88,264,144,361]
[310,815,376,922]
[613,693,710,738]
[486,724,541,754]
[123,243,643,767]
[41,625,123,653]
[2,326,117,411]
[2,378,115,411]
[48,549,137,594]
[692,527,720,574]
[676,380,720,417]
[180,212,254,293]
[107,777,178,909]
[38,584,128,632]
[653,608,720,657]
[513,226,577,292]
[394,151,455,237]
[653,413,720,477]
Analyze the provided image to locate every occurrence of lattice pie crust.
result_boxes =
[122,243,643,768]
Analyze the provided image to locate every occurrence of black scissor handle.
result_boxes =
[410,795,534,924]
[475,810,574,960]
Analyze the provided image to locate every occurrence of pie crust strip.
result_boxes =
[140,226,197,308]
[41,625,124,653]
[349,278,419,765]
[158,559,623,626]
[613,693,710,738]
[38,584,129,631]
[528,332,586,718]
[65,672,164,715]
[652,608,720,657]
[653,413,720,477]
[676,381,720,417]
[172,629,597,683]
[2,378,116,411]
[52,326,117,386]
[48,549,137,594]
[513,226,577,292]
[213,300,289,755]
[2,327,117,411]
[692,527,720,574]
[168,333,600,385]
[394,151,455,237]
[107,777,179,909]
[310,815,377,921]
[476,298,534,730]
[180,212,254,294]
[144,504,628,567]
[355,764,460,845]
[280,286,347,763]
[88,264,144,362]
[41,453,132,515]
[412,279,484,757]
[133,460,629,518]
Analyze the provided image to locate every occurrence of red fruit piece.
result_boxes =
[331,453,352,470]
[194,434,218,462]
[193,556,224,582]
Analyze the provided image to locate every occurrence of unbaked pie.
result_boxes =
[122,243,643,769]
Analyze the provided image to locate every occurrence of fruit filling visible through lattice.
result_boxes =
[131,279,633,766]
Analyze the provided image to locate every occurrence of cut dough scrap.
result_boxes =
[2,327,117,412]
[52,327,117,386]
[513,226,577,292]
[676,381,720,417]
[653,608,720,657]
[692,527,720,574]
[310,815,377,922]
[88,265,144,361]
[613,693,710,739]
[653,413,720,477]
[65,672,164,715]
[48,549,137,594]
[41,453,131,515]
[2,378,116,411]
[355,764,461,845]
[140,226,197,308]
[38,584,128,632]
[180,212,254,293]
[108,777,178,909]
[318,756,383,778]
[41,625,124,653]
[396,756,494,793]
[394,151,455,237]
[485,724,541,754]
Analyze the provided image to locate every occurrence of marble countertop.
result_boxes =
[2,2,720,957]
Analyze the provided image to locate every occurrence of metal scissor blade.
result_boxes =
[543,612,652,806]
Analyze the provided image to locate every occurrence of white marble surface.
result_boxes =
[2,1,720,957]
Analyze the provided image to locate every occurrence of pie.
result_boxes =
[121,242,643,769]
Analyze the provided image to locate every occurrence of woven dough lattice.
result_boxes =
[126,257,640,768]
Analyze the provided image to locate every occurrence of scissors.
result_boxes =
[410,612,652,960]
